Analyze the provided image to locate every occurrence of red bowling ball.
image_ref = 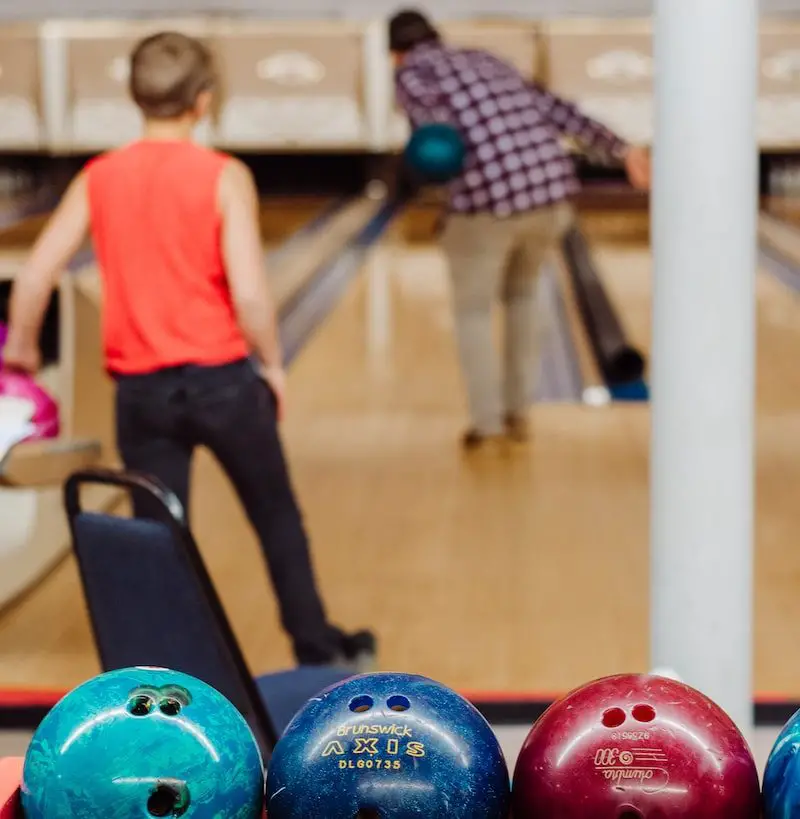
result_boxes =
[512,673,760,819]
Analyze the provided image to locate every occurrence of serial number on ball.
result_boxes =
[338,759,402,770]
[610,731,651,741]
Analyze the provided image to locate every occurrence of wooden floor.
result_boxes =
[763,195,800,227]
[1,205,800,699]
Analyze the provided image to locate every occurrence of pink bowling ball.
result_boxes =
[0,372,59,442]
[0,321,58,442]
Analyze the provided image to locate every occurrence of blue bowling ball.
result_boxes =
[265,672,510,818]
[764,706,800,818]
[404,122,467,184]
[21,666,264,819]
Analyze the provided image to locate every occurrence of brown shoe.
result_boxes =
[504,413,530,442]
[461,429,507,451]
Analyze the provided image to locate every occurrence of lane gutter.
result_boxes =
[279,197,403,365]
[561,225,648,402]
[759,212,800,293]
[534,264,585,403]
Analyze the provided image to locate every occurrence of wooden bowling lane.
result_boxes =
[5,219,800,700]
[584,208,800,698]
[760,196,800,265]
[762,194,800,226]
[0,233,652,694]
[267,197,380,306]
[188,237,650,693]
[258,196,335,243]
[261,239,654,692]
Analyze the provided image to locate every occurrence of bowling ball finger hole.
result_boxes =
[147,783,189,817]
[128,695,155,716]
[160,685,192,706]
[349,695,374,713]
[632,704,656,722]
[602,707,626,728]
[387,695,410,712]
[159,698,182,716]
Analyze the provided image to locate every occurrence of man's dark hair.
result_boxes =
[388,9,441,53]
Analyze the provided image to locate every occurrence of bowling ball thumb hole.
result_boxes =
[147,781,189,817]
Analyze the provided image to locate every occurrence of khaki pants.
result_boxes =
[440,202,574,435]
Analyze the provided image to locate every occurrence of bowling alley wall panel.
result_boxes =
[541,18,800,151]
[0,24,42,150]
[210,20,371,149]
[542,19,652,146]
[2,16,800,152]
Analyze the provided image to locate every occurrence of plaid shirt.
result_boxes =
[394,41,629,217]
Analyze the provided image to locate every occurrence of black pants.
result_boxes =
[114,357,342,664]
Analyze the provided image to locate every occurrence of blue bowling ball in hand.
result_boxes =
[404,122,467,184]
[21,666,264,819]
[265,671,510,818]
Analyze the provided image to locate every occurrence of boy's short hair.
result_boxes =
[129,31,215,119]
[388,9,441,54]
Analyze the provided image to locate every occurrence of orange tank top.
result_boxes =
[85,140,250,375]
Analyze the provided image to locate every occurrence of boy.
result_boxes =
[390,10,651,449]
[3,31,376,671]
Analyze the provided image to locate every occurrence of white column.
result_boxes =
[39,22,70,150]
[362,20,393,152]
[650,0,758,735]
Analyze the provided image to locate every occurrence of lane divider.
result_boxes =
[759,243,800,293]
[561,226,649,402]
[280,197,404,366]
[758,212,800,292]
[533,264,585,403]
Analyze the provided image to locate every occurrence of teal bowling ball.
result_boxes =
[404,122,467,184]
[21,667,264,819]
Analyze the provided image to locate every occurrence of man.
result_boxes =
[3,31,375,671]
[390,9,651,449]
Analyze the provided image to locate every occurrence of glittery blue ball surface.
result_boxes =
[21,666,264,819]
[265,672,510,818]
[764,706,800,818]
